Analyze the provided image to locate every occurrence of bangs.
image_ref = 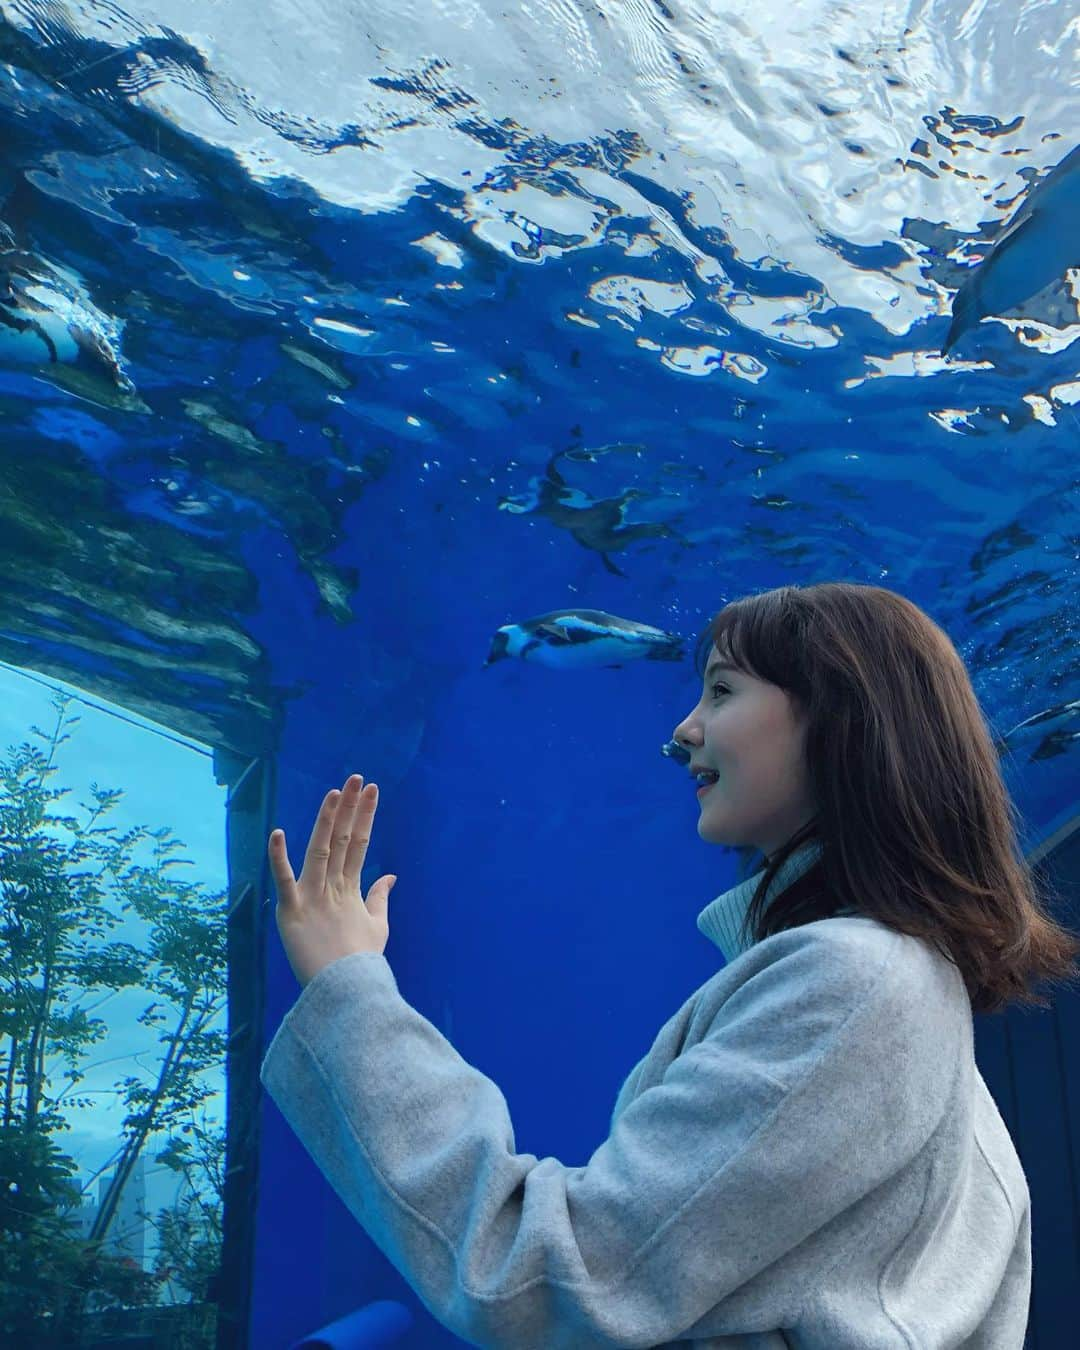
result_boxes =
[694,601,769,682]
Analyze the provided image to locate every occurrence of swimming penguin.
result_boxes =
[0,246,134,391]
[483,609,686,670]
[943,142,1080,356]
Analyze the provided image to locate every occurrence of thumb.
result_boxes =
[366,874,397,920]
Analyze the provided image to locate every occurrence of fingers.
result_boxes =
[273,776,378,902]
[306,776,378,890]
[268,830,299,908]
[301,784,350,894]
[341,784,377,884]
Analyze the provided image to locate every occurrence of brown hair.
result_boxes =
[694,581,1080,1015]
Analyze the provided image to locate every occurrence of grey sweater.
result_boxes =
[261,841,1032,1348]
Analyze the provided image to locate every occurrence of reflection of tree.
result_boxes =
[0,692,227,1347]
[153,1109,225,1303]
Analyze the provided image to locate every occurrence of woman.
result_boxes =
[261,582,1080,1348]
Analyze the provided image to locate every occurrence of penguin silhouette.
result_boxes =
[0,179,133,390]
[484,609,686,670]
[943,143,1080,356]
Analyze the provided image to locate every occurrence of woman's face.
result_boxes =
[671,644,818,858]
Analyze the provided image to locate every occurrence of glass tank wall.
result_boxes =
[0,3,1077,1348]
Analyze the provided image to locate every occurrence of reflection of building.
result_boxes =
[61,1151,223,1307]
[71,1154,148,1269]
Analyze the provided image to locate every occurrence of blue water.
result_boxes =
[0,1,1077,1346]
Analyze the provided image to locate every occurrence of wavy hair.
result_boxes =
[695,582,1080,1015]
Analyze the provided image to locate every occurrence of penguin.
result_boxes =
[483,608,686,670]
[943,142,1080,356]
[0,245,134,391]
[997,696,1080,760]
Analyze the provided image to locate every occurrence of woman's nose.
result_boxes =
[672,715,698,742]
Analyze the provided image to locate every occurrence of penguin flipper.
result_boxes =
[943,208,1042,355]
[534,622,573,644]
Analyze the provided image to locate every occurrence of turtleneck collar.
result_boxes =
[697,837,828,962]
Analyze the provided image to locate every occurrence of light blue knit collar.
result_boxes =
[696,838,828,962]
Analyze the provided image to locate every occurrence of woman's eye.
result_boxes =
[712,682,730,699]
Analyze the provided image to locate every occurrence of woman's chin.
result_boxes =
[697,813,731,846]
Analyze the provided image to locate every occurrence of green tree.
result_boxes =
[0,691,227,1346]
